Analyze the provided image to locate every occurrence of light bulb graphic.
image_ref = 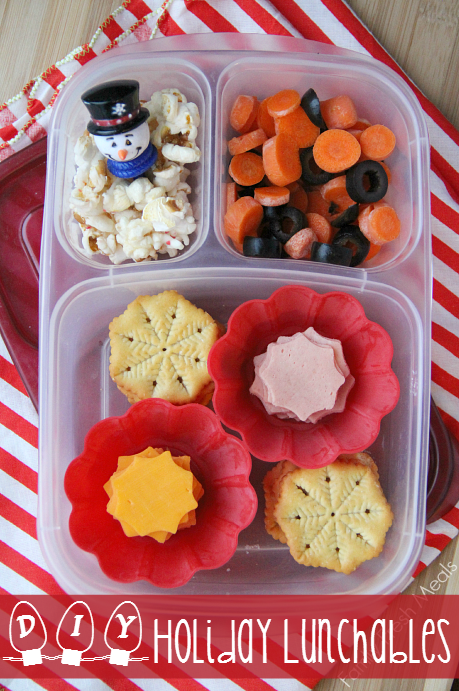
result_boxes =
[9,601,47,666]
[56,601,95,666]
[104,601,142,666]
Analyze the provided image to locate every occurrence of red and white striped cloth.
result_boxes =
[1,0,459,688]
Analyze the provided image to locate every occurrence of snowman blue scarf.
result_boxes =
[107,142,158,179]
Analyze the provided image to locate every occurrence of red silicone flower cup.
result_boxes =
[208,285,400,468]
[64,398,257,588]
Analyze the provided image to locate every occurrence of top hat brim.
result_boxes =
[87,106,150,137]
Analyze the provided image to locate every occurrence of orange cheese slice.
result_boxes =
[104,448,202,541]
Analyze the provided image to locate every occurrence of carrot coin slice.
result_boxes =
[257,98,277,138]
[230,95,259,134]
[313,129,361,173]
[305,212,333,244]
[226,182,238,211]
[358,201,400,245]
[289,185,309,214]
[266,89,301,118]
[307,189,332,218]
[229,152,265,186]
[359,124,396,161]
[254,186,290,206]
[274,106,320,148]
[224,196,263,246]
[364,242,382,261]
[262,133,302,186]
[228,128,268,156]
[321,95,358,130]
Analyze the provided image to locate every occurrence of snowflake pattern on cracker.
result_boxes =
[109,290,221,405]
[268,453,393,574]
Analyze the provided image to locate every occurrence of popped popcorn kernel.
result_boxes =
[69,87,200,265]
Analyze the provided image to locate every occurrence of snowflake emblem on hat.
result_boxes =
[112,103,126,116]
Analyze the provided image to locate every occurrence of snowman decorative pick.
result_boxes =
[81,80,157,178]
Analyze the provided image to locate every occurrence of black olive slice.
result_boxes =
[346,160,388,204]
[332,225,370,267]
[279,206,306,235]
[268,206,305,244]
[260,223,275,239]
[266,218,291,245]
[300,88,327,130]
[263,205,281,221]
[243,236,282,258]
[300,147,333,185]
[237,187,255,198]
[310,241,353,266]
[330,203,360,227]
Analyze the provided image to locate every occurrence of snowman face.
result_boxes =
[94,121,150,162]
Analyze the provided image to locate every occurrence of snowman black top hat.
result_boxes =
[82,79,150,136]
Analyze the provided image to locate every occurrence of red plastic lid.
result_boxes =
[427,397,459,523]
[0,137,46,411]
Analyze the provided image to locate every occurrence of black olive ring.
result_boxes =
[332,225,370,267]
[300,147,333,186]
[242,236,282,258]
[310,241,353,266]
[346,160,388,204]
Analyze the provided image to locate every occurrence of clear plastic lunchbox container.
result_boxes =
[38,33,432,595]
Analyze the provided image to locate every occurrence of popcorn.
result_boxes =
[152,162,183,192]
[103,180,132,213]
[143,195,196,237]
[161,143,200,164]
[84,214,115,234]
[70,87,200,265]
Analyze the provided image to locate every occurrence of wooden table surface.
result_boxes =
[0,1,458,690]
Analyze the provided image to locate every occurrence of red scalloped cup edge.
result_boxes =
[64,398,258,588]
[208,285,400,468]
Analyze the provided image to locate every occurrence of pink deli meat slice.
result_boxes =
[249,328,355,423]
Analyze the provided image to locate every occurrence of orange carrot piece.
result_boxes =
[228,128,268,156]
[320,175,355,215]
[289,185,309,214]
[284,228,318,259]
[254,186,290,206]
[226,182,238,211]
[321,95,358,130]
[380,161,392,184]
[352,118,371,131]
[364,242,382,261]
[230,95,259,134]
[358,201,401,245]
[359,124,396,161]
[229,152,265,186]
[257,98,277,138]
[320,176,347,202]
[346,128,363,143]
[266,89,301,118]
[274,107,320,148]
[313,129,361,173]
[305,212,333,244]
[306,189,332,218]
[262,133,302,186]
[224,196,263,246]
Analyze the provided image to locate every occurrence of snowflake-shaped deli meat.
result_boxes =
[109,291,221,405]
[273,455,393,574]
